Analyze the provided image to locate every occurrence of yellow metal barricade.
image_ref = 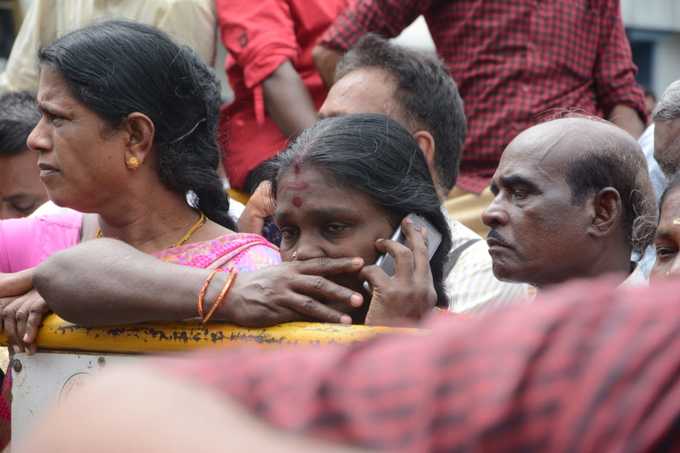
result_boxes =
[0,314,415,353]
[2,314,418,441]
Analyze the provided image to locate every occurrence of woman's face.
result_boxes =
[651,187,680,281]
[274,165,396,308]
[27,67,129,212]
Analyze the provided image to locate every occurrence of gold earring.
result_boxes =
[126,156,140,170]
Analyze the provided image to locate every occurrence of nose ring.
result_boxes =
[292,251,298,261]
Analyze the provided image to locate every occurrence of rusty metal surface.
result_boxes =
[0,314,419,353]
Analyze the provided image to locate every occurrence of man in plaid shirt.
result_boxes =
[313,0,647,235]
[26,277,680,452]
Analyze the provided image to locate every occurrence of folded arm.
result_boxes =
[34,239,365,328]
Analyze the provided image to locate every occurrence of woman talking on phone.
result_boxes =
[268,114,452,324]
[13,114,450,347]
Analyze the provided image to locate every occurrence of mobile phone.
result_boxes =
[363,213,442,292]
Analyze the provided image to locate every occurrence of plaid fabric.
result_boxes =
[163,278,680,452]
[320,0,647,192]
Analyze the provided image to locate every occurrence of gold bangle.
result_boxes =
[197,268,222,320]
[202,271,238,324]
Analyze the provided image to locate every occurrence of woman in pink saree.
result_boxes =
[0,21,281,448]
[0,207,279,275]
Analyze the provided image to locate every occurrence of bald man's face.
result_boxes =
[654,118,680,177]
[481,130,595,287]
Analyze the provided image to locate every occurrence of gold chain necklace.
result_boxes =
[95,211,207,248]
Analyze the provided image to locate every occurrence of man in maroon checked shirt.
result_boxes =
[22,277,680,452]
[313,0,647,235]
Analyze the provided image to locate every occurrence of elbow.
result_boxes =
[34,254,66,304]
[311,44,323,69]
[34,251,82,324]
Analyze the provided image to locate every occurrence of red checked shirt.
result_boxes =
[163,278,680,452]
[320,0,647,193]
[217,0,348,189]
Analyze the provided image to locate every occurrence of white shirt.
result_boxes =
[444,214,531,314]
[0,0,216,93]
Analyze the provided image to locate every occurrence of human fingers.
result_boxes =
[278,293,352,325]
[0,297,14,333]
[237,182,275,234]
[291,275,363,309]
[375,238,414,279]
[2,297,25,352]
[400,217,430,275]
[358,264,392,294]
[23,297,50,353]
[294,257,364,276]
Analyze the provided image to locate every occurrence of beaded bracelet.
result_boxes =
[197,268,223,320]
[202,270,238,324]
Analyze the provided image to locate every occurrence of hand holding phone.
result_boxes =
[359,214,442,326]
[363,213,442,292]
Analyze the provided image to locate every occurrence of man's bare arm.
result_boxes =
[263,60,318,137]
[608,104,645,139]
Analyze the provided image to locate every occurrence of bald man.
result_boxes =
[482,117,657,288]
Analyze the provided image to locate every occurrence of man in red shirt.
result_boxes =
[313,0,647,234]
[23,277,680,452]
[217,0,348,192]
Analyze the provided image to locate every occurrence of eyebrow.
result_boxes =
[654,229,674,241]
[498,174,540,192]
[37,100,71,118]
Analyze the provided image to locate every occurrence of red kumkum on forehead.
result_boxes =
[292,196,303,208]
[282,181,309,191]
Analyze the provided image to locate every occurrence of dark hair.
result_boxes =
[336,34,466,191]
[564,124,657,254]
[659,172,680,217]
[38,20,235,229]
[271,114,452,309]
[0,91,40,156]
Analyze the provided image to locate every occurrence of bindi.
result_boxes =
[282,181,309,192]
[292,196,304,208]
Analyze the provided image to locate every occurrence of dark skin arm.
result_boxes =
[18,238,364,334]
[608,104,645,139]
[263,60,318,137]
[312,46,343,90]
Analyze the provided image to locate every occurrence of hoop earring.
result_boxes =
[126,156,140,170]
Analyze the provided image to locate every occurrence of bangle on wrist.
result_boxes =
[197,268,223,320]
[202,270,238,324]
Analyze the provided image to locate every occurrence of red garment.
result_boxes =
[217,0,348,189]
[320,0,647,193]
[162,278,680,451]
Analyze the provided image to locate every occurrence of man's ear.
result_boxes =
[588,187,623,238]
[123,112,155,168]
[413,130,445,196]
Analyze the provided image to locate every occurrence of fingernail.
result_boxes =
[376,238,384,244]
[352,257,364,266]
[350,293,363,307]
[23,334,29,342]
[340,315,352,325]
